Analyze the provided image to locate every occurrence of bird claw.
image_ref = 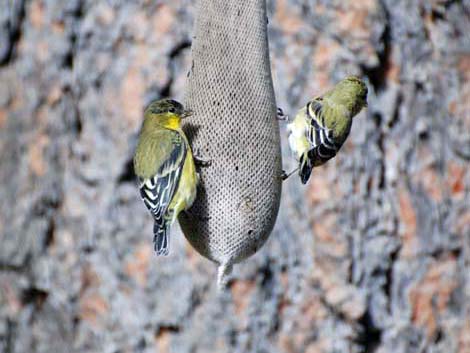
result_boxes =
[193,148,212,167]
[280,168,298,181]
[194,156,212,167]
[277,107,289,122]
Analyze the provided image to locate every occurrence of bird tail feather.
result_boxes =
[153,221,170,256]
[299,152,313,184]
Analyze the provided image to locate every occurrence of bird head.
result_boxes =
[333,76,368,116]
[143,99,192,129]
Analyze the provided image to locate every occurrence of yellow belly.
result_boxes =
[169,150,198,221]
[287,110,310,160]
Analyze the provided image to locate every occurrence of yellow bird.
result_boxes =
[287,76,368,183]
[133,99,198,255]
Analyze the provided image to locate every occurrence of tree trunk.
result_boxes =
[0,0,468,352]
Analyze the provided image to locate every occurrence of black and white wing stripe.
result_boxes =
[138,138,187,255]
[306,100,338,163]
[298,99,339,184]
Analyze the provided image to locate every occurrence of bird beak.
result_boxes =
[181,109,193,119]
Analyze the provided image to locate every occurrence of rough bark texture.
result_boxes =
[0,1,469,353]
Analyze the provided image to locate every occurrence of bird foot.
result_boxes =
[281,168,298,181]
[193,149,212,167]
[277,107,289,122]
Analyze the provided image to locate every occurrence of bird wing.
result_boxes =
[138,131,187,227]
[305,98,338,162]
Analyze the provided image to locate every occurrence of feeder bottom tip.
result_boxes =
[217,263,233,290]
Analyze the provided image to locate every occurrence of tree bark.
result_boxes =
[0,0,469,352]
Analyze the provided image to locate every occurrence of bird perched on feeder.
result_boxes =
[286,76,368,184]
[133,99,198,255]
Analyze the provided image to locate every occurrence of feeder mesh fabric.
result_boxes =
[180,0,282,285]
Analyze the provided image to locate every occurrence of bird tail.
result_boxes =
[299,152,313,184]
[153,220,170,256]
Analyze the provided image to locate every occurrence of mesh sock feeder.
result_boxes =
[180,0,282,288]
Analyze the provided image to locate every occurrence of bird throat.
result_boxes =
[163,115,182,130]
[149,113,181,131]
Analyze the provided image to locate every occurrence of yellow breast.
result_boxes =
[287,110,310,159]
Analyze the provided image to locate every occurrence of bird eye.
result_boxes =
[169,107,176,113]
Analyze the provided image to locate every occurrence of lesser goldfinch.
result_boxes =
[286,76,368,184]
[133,99,198,255]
